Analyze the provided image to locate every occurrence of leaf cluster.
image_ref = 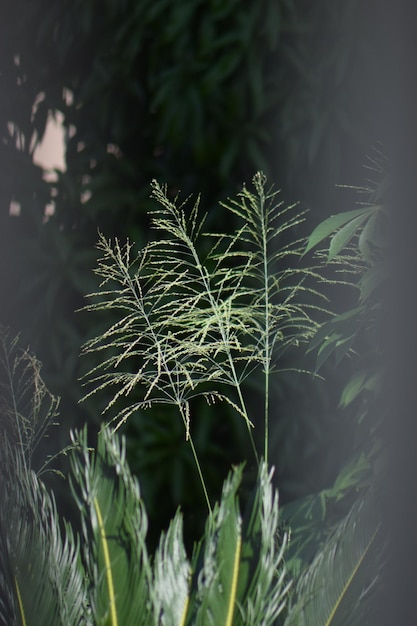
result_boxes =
[0,328,291,624]
[0,153,389,624]
[279,155,388,624]
[0,322,385,626]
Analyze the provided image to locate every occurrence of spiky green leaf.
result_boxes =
[285,498,381,626]
[0,329,87,626]
[69,427,152,626]
[185,462,290,626]
[152,511,190,626]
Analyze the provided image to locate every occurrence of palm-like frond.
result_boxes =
[0,328,60,475]
[185,464,244,625]
[183,463,290,626]
[236,464,290,625]
[151,511,190,625]
[284,496,382,626]
[0,327,294,626]
[68,426,291,626]
[69,427,152,626]
[1,470,89,626]
[0,329,87,626]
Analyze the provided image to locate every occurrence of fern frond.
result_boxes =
[285,497,382,626]
[152,511,190,626]
[184,461,290,625]
[0,329,87,626]
[69,427,152,626]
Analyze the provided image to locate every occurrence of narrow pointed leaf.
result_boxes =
[152,511,190,626]
[327,214,369,261]
[303,209,369,256]
[187,464,243,625]
[0,330,88,626]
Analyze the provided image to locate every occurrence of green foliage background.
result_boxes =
[0,0,390,545]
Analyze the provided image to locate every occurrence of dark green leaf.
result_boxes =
[285,498,381,626]
[186,463,290,626]
[328,213,369,261]
[70,427,152,626]
[303,209,369,257]
[339,371,368,408]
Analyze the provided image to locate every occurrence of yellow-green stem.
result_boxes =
[179,404,212,514]
[94,497,118,626]
[15,576,27,626]
[234,376,259,465]
[262,207,270,465]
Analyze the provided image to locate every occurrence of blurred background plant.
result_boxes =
[0,0,391,546]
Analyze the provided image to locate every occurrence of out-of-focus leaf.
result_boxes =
[285,497,381,626]
[303,209,369,257]
[339,371,367,408]
[327,213,369,261]
[357,212,378,261]
[152,512,190,626]
[359,263,385,303]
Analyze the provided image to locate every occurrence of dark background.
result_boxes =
[0,1,415,620]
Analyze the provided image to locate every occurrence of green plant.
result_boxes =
[0,0,388,445]
[280,155,388,624]
[81,172,320,509]
[81,172,384,624]
[0,329,88,625]
[0,328,381,626]
[1,3,391,546]
[0,171,385,625]
[0,327,291,625]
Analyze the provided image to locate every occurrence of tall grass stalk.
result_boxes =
[82,173,321,505]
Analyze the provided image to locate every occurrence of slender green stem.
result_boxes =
[188,236,259,465]
[260,188,271,465]
[233,369,259,464]
[125,269,213,513]
[178,403,212,513]
[15,576,27,626]
[264,363,269,465]
[94,497,118,626]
